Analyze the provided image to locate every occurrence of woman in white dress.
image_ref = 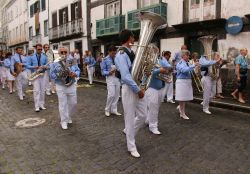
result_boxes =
[176,50,199,119]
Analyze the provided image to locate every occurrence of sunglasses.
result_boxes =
[60,51,67,54]
[37,49,42,51]
[45,47,49,49]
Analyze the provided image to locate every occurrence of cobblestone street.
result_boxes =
[0,82,249,174]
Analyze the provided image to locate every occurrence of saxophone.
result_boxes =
[131,11,167,90]
[29,61,52,81]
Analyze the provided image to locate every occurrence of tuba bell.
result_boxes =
[198,35,218,80]
[131,11,167,90]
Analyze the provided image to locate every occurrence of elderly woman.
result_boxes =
[176,50,199,119]
[231,48,249,103]
[3,52,15,93]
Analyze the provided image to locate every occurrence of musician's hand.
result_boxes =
[160,68,167,74]
[138,90,145,99]
[237,76,241,82]
[109,69,115,75]
[34,66,39,69]
[13,72,17,76]
[69,72,77,77]
[194,62,200,66]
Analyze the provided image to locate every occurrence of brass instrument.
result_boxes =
[156,59,173,83]
[198,35,218,80]
[29,61,52,81]
[131,11,167,90]
[55,56,74,87]
[10,62,23,77]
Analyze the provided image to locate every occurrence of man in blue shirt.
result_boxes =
[199,55,218,115]
[50,46,80,130]
[160,51,175,103]
[27,44,48,112]
[100,45,122,117]
[11,47,29,100]
[231,48,249,103]
[145,57,169,135]
[115,29,146,158]
[85,51,96,85]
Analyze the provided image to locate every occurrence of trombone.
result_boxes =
[191,71,203,93]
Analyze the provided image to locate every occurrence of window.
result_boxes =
[106,1,120,18]
[138,0,159,8]
[34,1,40,14]
[44,20,48,36]
[71,1,82,21]
[52,12,57,27]
[191,0,200,6]
[30,5,34,17]
[29,26,33,40]
[41,0,46,11]
[59,7,68,25]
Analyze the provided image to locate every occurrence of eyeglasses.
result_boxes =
[45,47,49,49]
[37,49,42,51]
[60,51,67,54]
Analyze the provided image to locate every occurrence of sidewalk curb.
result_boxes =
[79,77,250,113]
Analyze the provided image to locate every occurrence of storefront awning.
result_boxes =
[173,18,227,31]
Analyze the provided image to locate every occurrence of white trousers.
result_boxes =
[105,76,120,113]
[122,84,147,152]
[146,87,163,131]
[44,70,50,92]
[56,84,77,124]
[201,76,216,111]
[87,66,94,84]
[33,76,46,109]
[161,81,174,102]
[16,71,28,98]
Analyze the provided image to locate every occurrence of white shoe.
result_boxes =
[35,108,40,112]
[130,151,140,158]
[176,105,180,113]
[167,100,175,104]
[46,91,51,96]
[203,110,212,115]
[40,106,46,110]
[68,120,72,124]
[200,102,203,105]
[51,90,56,94]
[19,96,24,101]
[2,86,5,89]
[150,129,161,135]
[112,112,122,116]
[180,114,189,120]
[105,111,110,117]
[122,129,126,134]
[61,122,68,130]
[28,82,32,86]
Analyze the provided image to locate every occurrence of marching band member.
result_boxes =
[173,45,188,66]
[160,51,174,103]
[0,51,6,89]
[26,49,34,86]
[100,45,122,117]
[176,50,199,119]
[199,54,219,115]
[85,51,96,85]
[4,52,15,94]
[231,48,249,103]
[145,58,169,135]
[50,46,80,130]
[43,44,56,95]
[11,47,28,101]
[115,29,146,158]
[27,44,48,112]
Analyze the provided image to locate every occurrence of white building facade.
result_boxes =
[5,0,29,53]
[48,0,89,54]
[27,0,49,48]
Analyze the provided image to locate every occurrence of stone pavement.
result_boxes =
[0,82,250,174]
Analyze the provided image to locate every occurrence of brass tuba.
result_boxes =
[198,35,218,80]
[131,11,167,90]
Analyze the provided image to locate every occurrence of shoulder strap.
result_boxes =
[119,47,135,64]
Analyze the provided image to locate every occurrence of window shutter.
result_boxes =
[71,3,75,21]
[59,9,63,25]
[52,12,57,27]
[78,1,82,18]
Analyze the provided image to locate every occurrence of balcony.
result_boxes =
[32,34,41,46]
[49,18,83,42]
[127,2,167,30]
[7,35,29,47]
[96,15,125,37]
